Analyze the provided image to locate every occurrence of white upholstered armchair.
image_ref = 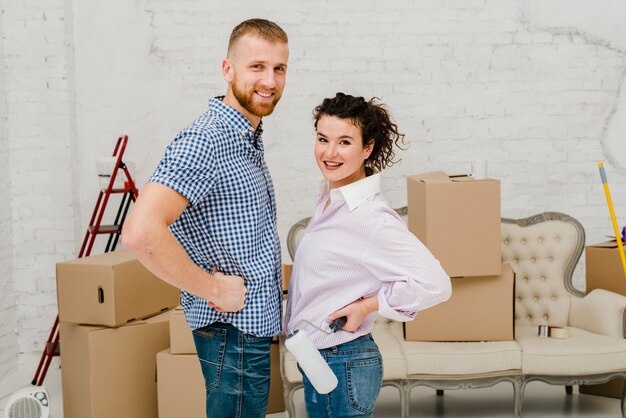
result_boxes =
[281,211,626,417]
[502,212,626,417]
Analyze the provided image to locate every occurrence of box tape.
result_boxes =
[538,325,571,339]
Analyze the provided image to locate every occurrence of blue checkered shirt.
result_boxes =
[147,96,282,336]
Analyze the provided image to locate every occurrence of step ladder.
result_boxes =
[31,135,139,386]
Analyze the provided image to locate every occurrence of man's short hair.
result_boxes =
[227,18,288,56]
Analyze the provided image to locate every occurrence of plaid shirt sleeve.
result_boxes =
[148,127,217,206]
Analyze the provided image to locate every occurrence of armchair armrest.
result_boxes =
[569,289,626,338]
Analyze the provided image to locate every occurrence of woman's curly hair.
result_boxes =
[313,92,406,175]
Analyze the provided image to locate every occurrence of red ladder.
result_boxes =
[31,135,139,386]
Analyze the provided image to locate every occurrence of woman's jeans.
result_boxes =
[192,322,272,418]
[300,334,383,418]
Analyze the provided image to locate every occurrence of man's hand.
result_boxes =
[329,296,378,332]
[207,270,247,312]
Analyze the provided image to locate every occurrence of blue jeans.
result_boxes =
[192,322,272,418]
[300,334,383,418]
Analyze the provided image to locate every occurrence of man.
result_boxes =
[122,18,288,418]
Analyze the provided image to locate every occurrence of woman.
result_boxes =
[285,92,452,417]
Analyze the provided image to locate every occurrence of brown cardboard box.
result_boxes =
[282,263,292,294]
[404,263,514,341]
[156,350,203,418]
[584,241,626,295]
[57,250,180,327]
[407,171,501,277]
[170,306,196,354]
[579,379,623,399]
[157,343,285,417]
[59,311,171,418]
[580,242,626,398]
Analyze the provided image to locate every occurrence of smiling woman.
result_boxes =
[284,92,451,418]
[315,115,374,189]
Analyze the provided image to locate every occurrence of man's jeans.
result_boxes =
[300,334,383,418]
[192,322,272,418]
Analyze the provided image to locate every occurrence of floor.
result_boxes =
[0,355,622,417]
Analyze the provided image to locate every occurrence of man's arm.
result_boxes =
[122,182,246,312]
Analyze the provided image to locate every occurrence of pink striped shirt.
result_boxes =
[285,174,451,349]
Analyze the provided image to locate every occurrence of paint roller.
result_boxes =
[284,316,347,394]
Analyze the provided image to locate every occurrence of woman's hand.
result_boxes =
[329,296,379,332]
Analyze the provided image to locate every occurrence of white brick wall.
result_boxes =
[0,0,17,381]
[1,0,76,361]
[0,0,625,359]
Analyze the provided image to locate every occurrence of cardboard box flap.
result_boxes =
[408,171,498,184]
[61,250,136,266]
[590,240,620,249]
[408,171,451,183]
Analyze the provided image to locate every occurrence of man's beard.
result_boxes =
[231,80,281,118]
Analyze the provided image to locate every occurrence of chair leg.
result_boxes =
[436,389,444,396]
[565,385,573,395]
[284,385,300,418]
[514,377,526,418]
[402,381,411,418]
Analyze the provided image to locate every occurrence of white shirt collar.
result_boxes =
[318,173,381,211]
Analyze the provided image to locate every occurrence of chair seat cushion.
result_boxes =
[390,321,522,375]
[516,325,626,375]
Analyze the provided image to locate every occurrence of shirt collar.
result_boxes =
[318,173,381,211]
[208,96,264,145]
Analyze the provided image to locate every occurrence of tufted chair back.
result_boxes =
[500,212,585,327]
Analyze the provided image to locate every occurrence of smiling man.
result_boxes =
[122,19,288,418]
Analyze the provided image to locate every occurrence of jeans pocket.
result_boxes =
[346,355,383,414]
[192,326,227,390]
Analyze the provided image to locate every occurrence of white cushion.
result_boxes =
[388,320,521,375]
[400,340,521,376]
[516,325,626,375]
[569,289,626,338]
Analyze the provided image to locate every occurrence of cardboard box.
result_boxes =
[282,263,292,294]
[407,171,501,277]
[157,343,285,417]
[170,306,196,354]
[579,378,624,399]
[59,311,171,418]
[156,350,204,418]
[580,242,626,398]
[57,250,180,327]
[585,241,626,295]
[404,263,514,341]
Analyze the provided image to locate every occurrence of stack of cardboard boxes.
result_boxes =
[580,241,626,398]
[403,171,515,342]
[56,250,180,418]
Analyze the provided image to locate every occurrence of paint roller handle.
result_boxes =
[328,316,347,332]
